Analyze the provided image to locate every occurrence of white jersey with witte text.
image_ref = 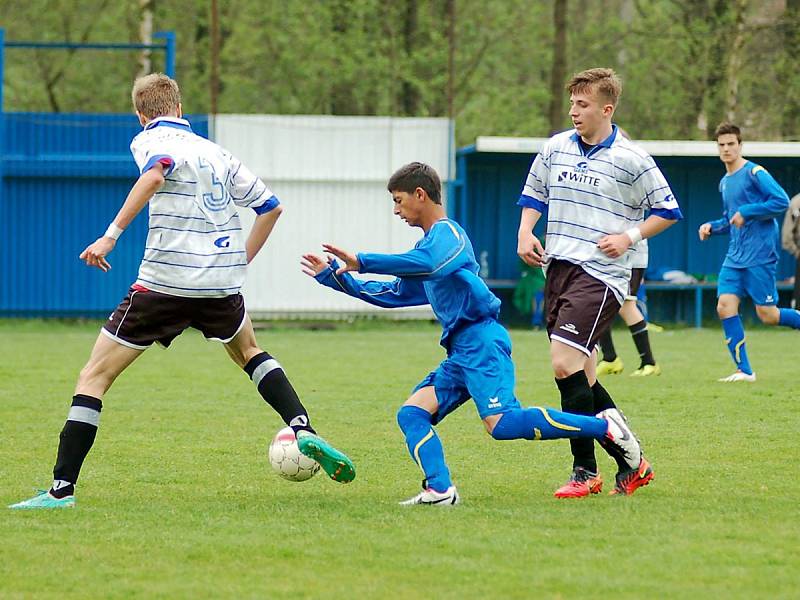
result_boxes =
[129,117,279,297]
[518,126,681,303]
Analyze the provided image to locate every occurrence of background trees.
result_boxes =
[1,0,796,144]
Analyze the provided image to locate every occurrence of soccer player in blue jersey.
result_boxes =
[516,68,682,498]
[302,162,645,505]
[699,122,798,382]
[10,74,354,510]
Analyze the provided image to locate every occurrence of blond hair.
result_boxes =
[567,68,622,107]
[131,73,181,120]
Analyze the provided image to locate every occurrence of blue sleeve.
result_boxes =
[709,214,730,235]
[313,260,429,308]
[739,166,790,221]
[357,221,466,280]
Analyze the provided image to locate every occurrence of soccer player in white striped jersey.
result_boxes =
[516,68,683,498]
[9,74,354,510]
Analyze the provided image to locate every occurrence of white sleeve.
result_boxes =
[226,154,279,213]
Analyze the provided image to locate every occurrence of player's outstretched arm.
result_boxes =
[79,163,165,272]
[246,205,283,263]
[302,252,428,308]
[322,244,361,274]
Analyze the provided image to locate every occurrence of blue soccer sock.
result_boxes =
[490,406,607,441]
[396,406,452,493]
[778,308,800,329]
[721,315,753,375]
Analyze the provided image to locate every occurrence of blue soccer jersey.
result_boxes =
[314,218,500,349]
[709,160,790,268]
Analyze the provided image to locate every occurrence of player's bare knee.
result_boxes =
[756,306,779,325]
[483,414,501,436]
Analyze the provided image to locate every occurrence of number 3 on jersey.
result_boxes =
[197,158,230,211]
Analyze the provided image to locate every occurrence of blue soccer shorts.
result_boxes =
[717,264,779,306]
[412,319,521,425]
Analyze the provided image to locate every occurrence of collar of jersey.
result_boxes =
[570,124,618,157]
[144,117,192,132]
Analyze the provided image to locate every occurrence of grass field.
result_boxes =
[1,319,798,598]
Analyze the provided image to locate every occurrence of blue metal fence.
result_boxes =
[0,112,208,316]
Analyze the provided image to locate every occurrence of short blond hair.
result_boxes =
[131,73,181,120]
[567,68,622,107]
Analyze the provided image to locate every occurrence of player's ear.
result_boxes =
[136,111,147,127]
[176,103,183,118]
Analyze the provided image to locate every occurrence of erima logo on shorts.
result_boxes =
[765,295,774,303]
[559,323,580,335]
[487,397,501,409]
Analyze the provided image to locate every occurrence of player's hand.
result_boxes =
[301,253,333,277]
[321,244,360,274]
[698,223,712,241]
[729,212,745,228]
[79,237,116,272]
[517,232,545,267]
[597,233,631,258]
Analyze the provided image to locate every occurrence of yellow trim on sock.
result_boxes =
[413,429,435,473]
[734,338,745,363]
[535,406,581,432]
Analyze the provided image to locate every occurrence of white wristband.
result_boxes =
[625,227,643,245]
[104,223,124,240]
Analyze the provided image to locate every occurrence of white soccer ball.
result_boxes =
[268,427,321,482]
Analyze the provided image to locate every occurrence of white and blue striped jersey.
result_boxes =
[518,126,681,303]
[129,117,279,297]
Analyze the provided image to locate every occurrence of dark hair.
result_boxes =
[567,68,622,106]
[714,122,741,143]
[387,162,442,204]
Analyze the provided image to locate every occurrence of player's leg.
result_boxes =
[397,373,460,506]
[596,326,624,375]
[748,264,800,330]
[9,330,144,509]
[478,323,610,442]
[716,266,754,381]
[622,268,659,376]
[222,310,354,483]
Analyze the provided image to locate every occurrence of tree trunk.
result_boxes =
[724,0,747,123]
[137,0,154,78]
[400,0,419,116]
[210,0,220,114]
[782,0,800,138]
[548,0,568,135]
[446,0,455,119]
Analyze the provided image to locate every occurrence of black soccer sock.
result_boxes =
[591,382,629,472]
[629,319,655,367]
[52,395,102,497]
[598,329,617,362]
[244,352,315,435]
[556,370,597,473]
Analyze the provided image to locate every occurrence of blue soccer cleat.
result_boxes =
[8,489,75,510]
[296,431,356,484]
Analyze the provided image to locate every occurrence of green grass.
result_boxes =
[1,320,798,598]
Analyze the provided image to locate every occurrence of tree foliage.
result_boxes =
[1,0,797,143]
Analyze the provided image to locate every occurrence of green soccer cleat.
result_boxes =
[296,432,356,484]
[596,357,624,375]
[8,490,75,510]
